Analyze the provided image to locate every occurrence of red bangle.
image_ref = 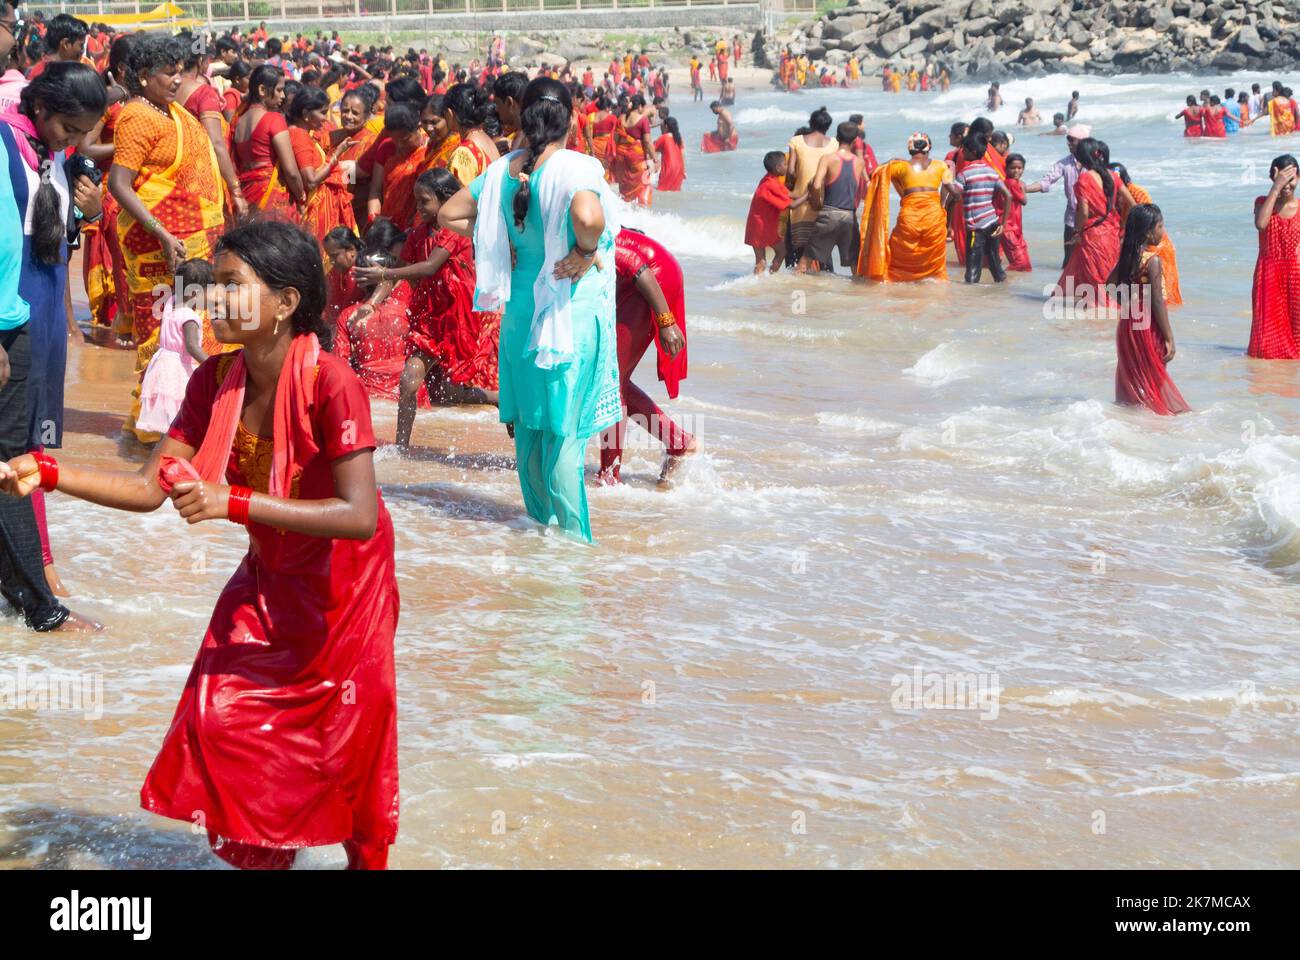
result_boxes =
[32,452,58,492]
[226,486,253,526]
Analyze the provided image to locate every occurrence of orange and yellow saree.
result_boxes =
[856,159,951,282]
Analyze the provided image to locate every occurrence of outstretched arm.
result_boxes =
[0,436,183,511]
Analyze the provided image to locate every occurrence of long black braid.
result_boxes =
[512,77,573,231]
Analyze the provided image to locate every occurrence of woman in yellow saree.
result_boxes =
[855,134,952,282]
[107,33,226,443]
[1270,88,1297,136]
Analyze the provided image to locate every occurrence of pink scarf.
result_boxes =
[0,108,44,171]
[159,334,322,499]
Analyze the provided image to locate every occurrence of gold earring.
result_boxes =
[274,314,283,336]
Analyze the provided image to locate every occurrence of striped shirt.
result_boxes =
[956,162,1001,229]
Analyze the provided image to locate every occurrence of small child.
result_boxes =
[136,259,211,434]
[1001,153,1032,272]
[1110,203,1189,416]
[947,133,1010,284]
[352,168,499,449]
[745,150,807,274]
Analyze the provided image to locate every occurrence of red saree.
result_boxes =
[1248,196,1300,359]
[588,113,618,180]
[150,342,399,869]
[233,110,295,218]
[378,138,429,230]
[1058,170,1124,300]
[613,115,653,205]
[654,133,685,191]
[1115,251,1190,414]
[1000,177,1031,271]
[700,129,739,152]
[402,222,499,389]
[290,125,356,244]
[336,282,415,399]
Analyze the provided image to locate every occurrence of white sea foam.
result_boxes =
[902,341,976,385]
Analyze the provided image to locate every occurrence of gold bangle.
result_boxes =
[655,310,676,329]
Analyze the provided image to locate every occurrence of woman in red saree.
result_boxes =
[654,116,685,192]
[587,94,618,181]
[231,63,305,219]
[600,228,694,484]
[420,93,459,173]
[367,102,427,230]
[1056,138,1132,302]
[0,221,399,869]
[107,33,228,442]
[1110,204,1189,414]
[612,95,656,205]
[1176,97,1204,137]
[1248,155,1300,359]
[287,87,357,244]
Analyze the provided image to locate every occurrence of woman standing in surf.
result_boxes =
[0,220,400,869]
[439,77,622,542]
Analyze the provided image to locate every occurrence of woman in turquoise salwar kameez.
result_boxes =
[441,78,622,542]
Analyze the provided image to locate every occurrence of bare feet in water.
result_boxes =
[44,563,69,597]
[55,610,104,632]
[658,438,699,486]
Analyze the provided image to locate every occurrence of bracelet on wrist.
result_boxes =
[574,242,597,259]
[32,452,59,492]
[655,310,677,329]
[226,486,253,525]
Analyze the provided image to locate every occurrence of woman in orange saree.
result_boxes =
[332,88,379,230]
[420,92,460,172]
[1114,165,1183,307]
[230,64,304,219]
[856,134,952,282]
[367,103,427,230]
[612,96,656,205]
[1270,88,1297,136]
[107,33,227,443]
[287,87,357,244]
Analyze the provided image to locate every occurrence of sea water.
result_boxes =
[1,73,1298,868]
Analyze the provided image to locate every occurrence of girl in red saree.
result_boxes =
[612,95,656,205]
[1056,138,1132,302]
[601,228,694,484]
[1176,96,1204,137]
[356,170,497,448]
[654,116,685,192]
[231,64,305,219]
[0,221,399,869]
[1114,165,1182,307]
[1110,204,1189,415]
[1000,153,1032,271]
[108,33,228,443]
[440,82,499,187]
[287,87,357,244]
[1248,155,1300,359]
[323,227,366,333]
[367,102,427,230]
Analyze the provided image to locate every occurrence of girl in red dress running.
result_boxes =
[0,221,400,869]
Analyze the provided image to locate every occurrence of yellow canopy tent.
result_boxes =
[91,3,204,29]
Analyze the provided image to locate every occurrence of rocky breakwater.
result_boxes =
[780,0,1300,79]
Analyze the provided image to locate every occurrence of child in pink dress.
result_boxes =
[136,259,212,435]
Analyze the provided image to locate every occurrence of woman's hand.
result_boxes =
[1273,165,1297,190]
[158,230,186,271]
[349,304,375,335]
[660,322,685,357]
[169,480,230,523]
[0,454,40,497]
[553,245,601,284]
[72,175,102,221]
[232,192,249,217]
[1163,337,1176,363]
[353,265,385,286]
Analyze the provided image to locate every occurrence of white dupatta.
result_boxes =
[473,148,622,370]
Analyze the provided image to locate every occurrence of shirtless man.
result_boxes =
[708,100,737,150]
[1017,97,1041,126]
[798,121,867,274]
[1066,90,1080,120]
[986,82,1002,111]
[1041,112,1068,135]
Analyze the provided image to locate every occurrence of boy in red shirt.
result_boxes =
[745,151,808,274]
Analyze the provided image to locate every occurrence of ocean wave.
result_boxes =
[902,341,977,385]
[690,314,846,342]
[619,206,751,262]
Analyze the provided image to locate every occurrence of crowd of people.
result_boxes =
[0,10,707,870]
